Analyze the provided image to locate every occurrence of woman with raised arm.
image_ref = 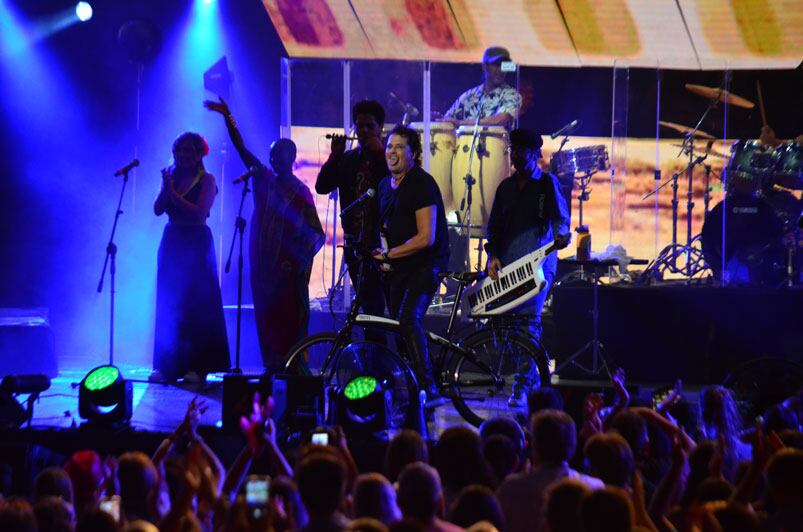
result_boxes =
[205,97,324,372]
[150,132,230,384]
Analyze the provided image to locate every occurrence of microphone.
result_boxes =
[389,91,420,117]
[550,119,580,139]
[114,159,139,176]
[339,188,376,218]
[325,133,359,140]
[233,166,260,184]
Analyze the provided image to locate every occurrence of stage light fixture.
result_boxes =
[78,365,133,425]
[333,375,392,439]
[75,2,93,22]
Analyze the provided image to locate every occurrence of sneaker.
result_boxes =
[423,387,450,409]
[507,387,527,408]
[182,372,205,385]
[148,369,169,384]
[507,376,531,408]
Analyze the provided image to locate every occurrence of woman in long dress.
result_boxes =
[150,132,230,383]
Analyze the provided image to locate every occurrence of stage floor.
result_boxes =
[28,365,472,437]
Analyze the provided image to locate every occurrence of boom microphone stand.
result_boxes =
[97,162,137,365]
[458,93,486,270]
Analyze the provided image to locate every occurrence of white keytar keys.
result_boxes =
[463,241,557,317]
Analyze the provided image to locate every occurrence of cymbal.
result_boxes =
[685,84,755,109]
[670,143,728,159]
[659,121,716,139]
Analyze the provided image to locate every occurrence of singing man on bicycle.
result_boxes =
[486,128,571,407]
[373,125,450,404]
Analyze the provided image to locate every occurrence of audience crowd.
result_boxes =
[2,373,803,532]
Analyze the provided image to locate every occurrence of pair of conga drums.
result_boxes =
[409,122,510,235]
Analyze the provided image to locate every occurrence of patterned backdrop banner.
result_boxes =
[261,0,802,69]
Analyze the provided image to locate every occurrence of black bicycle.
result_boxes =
[283,244,551,428]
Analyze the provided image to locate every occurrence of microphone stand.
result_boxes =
[224,176,251,374]
[460,93,485,269]
[97,166,133,365]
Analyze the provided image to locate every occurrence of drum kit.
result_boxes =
[644,82,802,286]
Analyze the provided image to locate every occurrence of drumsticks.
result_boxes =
[756,80,767,127]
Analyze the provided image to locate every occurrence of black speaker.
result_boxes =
[221,374,324,438]
[0,322,57,378]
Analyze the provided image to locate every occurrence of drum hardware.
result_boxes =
[644,74,756,282]
[659,121,715,139]
[670,143,727,160]
[685,84,755,110]
[549,145,609,231]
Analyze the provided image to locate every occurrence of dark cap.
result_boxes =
[509,128,543,150]
[482,46,511,64]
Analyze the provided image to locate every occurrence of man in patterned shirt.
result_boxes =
[441,46,522,129]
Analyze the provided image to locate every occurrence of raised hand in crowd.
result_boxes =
[203,96,230,117]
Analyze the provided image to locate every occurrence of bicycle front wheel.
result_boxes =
[284,332,340,378]
[284,333,418,431]
[449,328,550,426]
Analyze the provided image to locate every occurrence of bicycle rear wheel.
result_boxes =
[449,328,550,426]
[284,334,418,431]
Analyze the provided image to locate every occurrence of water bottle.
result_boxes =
[576,225,591,261]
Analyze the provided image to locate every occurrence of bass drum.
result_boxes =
[702,191,802,285]
[410,121,456,212]
[451,126,509,236]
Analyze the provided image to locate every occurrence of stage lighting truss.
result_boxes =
[79,365,133,425]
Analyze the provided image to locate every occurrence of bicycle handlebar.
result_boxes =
[439,270,485,285]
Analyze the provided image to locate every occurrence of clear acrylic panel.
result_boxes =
[610,62,629,250]
[284,58,346,301]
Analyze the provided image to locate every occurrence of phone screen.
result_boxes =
[246,476,270,509]
[311,431,329,446]
[99,495,121,523]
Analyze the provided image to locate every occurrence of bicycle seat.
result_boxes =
[439,271,485,285]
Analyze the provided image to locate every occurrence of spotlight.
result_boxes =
[0,374,51,428]
[333,375,392,439]
[75,2,93,23]
[78,365,132,425]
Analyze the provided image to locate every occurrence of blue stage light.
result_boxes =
[75,2,93,23]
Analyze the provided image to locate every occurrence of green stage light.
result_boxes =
[83,366,120,392]
[334,375,391,439]
[344,376,378,401]
[79,365,132,425]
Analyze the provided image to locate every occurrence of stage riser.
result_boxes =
[549,285,803,385]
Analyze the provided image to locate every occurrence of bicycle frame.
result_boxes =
[306,244,531,393]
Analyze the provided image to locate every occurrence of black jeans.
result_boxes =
[344,246,387,341]
[386,266,440,391]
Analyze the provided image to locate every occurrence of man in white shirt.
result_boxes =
[497,409,604,532]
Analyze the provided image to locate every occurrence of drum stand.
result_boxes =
[642,135,710,282]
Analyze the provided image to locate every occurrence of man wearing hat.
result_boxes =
[485,128,571,406]
[440,46,521,128]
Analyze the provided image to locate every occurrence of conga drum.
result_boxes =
[411,121,456,212]
[451,126,510,236]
